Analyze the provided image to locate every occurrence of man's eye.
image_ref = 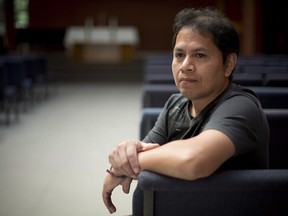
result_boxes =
[196,53,206,58]
[175,53,184,58]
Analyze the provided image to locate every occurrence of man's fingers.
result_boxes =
[126,144,140,175]
[129,143,159,174]
[110,141,139,177]
[121,177,133,194]
[102,190,116,214]
[141,143,160,151]
[109,140,158,177]
[102,174,124,214]
[109,147,129,176]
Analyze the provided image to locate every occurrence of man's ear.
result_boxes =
[225,53,237,77]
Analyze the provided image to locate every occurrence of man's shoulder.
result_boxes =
[224,83,260,104]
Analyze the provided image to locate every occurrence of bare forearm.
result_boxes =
[138,130,235,180]
[138,139,202,180]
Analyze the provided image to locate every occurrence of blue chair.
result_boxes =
[135,108,288,216]
[232,72,264,86]
[135,169,288,216]
[265,72,288,87]
[0,55,34,111]
[142,84,288,108]
[32,54,54,99]
[0,62,20,124]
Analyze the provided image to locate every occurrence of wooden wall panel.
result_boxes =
[28,0,216,51]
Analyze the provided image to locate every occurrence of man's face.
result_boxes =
[172,27,232,103]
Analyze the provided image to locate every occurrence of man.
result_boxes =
[102,7,269,214]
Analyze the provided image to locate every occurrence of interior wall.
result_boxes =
[262,0,288,55]
[27,0,217,51]
[7,0,287,55]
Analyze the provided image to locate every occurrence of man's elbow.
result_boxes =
[180,157,216,181]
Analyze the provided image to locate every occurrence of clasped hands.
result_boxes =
[102,140,159,214]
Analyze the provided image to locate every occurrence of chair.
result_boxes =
[236,65,267,75]
[135,169,288,216]
[143,65,174,84]
[265,72,288,87]
[265,109,288,169]
[142,84,288,108]
[35,54,54,99]
[139,107,162,140]
[0,63,19,124]
[141,84,178,108]
[0,55,34,111]
[144,72,174,84]
[144,53,172,65]
[249,86,288,108]
[232,73,264,86]
[25,53,52,100]
[135,108,288,216]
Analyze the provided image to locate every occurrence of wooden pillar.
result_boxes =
[241,0,256,55]
[4,0,17,51]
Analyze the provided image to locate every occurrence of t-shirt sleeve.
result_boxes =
[203,95,263,156]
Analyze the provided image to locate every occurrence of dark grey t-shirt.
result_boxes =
[142,83,269,169]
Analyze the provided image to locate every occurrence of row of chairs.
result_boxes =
[144,53,288,65]
[0,53,55,125]
[144,53,288,67]
[141,53,288,110]
[144,65,288,87]
[143,54,288,87]
[134,53,288,215]
[141,83,288,108]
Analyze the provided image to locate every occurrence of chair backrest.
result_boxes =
[143,65,173,84]
[135,169,288,216]
[249,86,288,108]
[232,73,264,86]
[0,63,4,96]
[141,84,178,108]
[140,107,162,140]
[0,56,26,88]
[142,84,288,108]
[265,109,288,169]
[265,72,288,87]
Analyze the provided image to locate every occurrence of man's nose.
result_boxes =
[180,57,194,72]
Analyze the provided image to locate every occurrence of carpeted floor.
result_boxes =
[0,81,142,216]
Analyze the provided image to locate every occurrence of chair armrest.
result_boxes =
[138,169,288,192]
